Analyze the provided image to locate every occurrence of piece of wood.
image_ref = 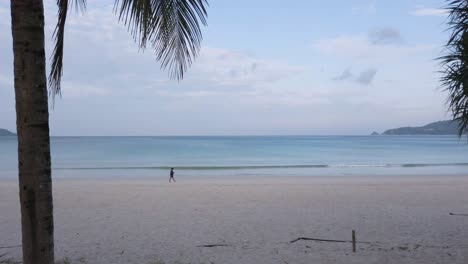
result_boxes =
[0,245,22,249]
[449,213,468,216]
[290,237,348,243]
[352,230,356,252]
[196,244,230,248]
[290,237,371,244]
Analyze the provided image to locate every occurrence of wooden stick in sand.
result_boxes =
[352,230,356,252]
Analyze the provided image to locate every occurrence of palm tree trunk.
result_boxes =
[10,1,54,264]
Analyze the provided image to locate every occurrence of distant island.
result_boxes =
[381,120,460,135]
[0,128,15,136]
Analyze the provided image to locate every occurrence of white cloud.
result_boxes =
[60,82,110,98]
[0,2,449,135]
[193,47,303,87]
[411,8,447,17]
[0,4,8,23]
[0,74,12,86]
[352,3,377,15]
[44,3,303,98]
[313,30,438,93]
[313,34,434,63]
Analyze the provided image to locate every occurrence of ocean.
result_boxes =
[1,135,468,179]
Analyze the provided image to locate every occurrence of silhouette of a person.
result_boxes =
[169,168,176,183]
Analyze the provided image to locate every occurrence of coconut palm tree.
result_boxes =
[9,0,208,263]
[440,0,468,135]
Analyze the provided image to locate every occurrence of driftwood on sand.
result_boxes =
[0,245,21,249]
[197,244,230,248]
[449,213,468,216]
[290,237,371,244]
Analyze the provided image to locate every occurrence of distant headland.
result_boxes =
[0,128,15,136]
[373,120,461,135]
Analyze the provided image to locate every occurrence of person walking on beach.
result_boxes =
[169,168,176,183]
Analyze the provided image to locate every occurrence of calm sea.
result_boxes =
[1,136,468,179]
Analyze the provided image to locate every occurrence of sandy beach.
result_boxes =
[1,175,468,264]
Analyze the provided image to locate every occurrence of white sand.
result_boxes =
[1,175,468,264]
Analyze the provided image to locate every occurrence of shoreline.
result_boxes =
[2,173,468,182]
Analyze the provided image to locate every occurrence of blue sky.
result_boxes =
[0,0,452,135]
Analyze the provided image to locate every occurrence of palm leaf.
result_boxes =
[440,0,468,136]
[49,0,207,100]
[49,0,87,99]
[115,0,208,80]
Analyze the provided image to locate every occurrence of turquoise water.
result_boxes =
[1,136,468,179]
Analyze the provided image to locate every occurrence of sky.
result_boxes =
[0,0,454,136]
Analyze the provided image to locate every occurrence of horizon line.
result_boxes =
[5,134,459,137]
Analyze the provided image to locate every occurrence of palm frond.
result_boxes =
[49,0,87,100]
[115,0,208,80]
[71,0,87,13]
[440,0,468,136]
